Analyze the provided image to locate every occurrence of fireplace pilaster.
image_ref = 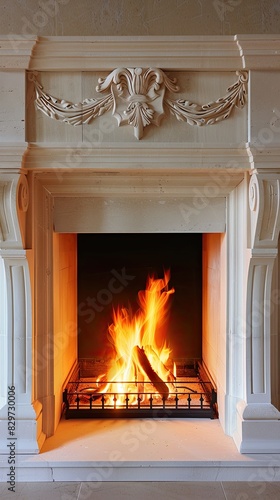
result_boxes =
[233,171,280,452]
[0,171,45,453]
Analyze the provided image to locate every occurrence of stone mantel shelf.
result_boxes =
[1,35,280,70]
[4,143,280,173]
[21,145,251,172]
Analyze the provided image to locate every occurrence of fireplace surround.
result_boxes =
[1,35,280,469]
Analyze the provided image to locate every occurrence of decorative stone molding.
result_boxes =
[0,249,43,454]
[247,172,280,405]
[33,170,242,234]
[17,174,29,212]
[236,34,280,69]
[31,69,248,139]
[0,145,27,171]
[249,174,258,212]
[237,401,280,420]
[247,148,280,170]
[0,35,37,69]
[23,145,251,171]
[28,36,243,71]
[25,35,280,72]
[0,174,23,248]
[238,170,280,450]
[2,35,280,73]
[249,173,280,248]
[248,262,272,396]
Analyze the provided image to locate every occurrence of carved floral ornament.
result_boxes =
[30,68,248,140]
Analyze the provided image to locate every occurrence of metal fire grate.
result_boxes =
[63,363,218,419]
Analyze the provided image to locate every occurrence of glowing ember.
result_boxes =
[99,270,176,405]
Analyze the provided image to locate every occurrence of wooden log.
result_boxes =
[145,345,176,385]
[79,381,109,402]
[133,346,169,399]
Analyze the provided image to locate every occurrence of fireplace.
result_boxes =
[62,232,217,419]
[1,35,280,463]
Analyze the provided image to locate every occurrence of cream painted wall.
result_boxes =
[1,0,280,37]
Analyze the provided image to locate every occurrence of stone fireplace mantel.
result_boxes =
[1,35,280,471]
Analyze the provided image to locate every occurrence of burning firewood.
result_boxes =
[79,380,109,402]
[133,346,169,399]
[145,345,176,385]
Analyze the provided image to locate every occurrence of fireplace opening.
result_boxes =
[62,233,218,419]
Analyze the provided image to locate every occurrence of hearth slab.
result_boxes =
[1,419,280,482]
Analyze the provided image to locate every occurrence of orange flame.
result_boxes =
[103,270,175,405]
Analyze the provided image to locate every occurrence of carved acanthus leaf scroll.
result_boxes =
[30,72,114,126]
[31,69,248,139]
[165,71,248,126]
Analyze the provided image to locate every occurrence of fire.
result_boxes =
[100,270,176,405]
